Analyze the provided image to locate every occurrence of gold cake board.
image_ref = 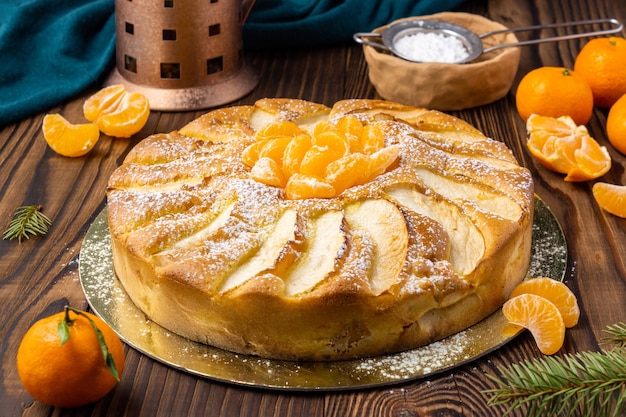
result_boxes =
[79,197,566,390]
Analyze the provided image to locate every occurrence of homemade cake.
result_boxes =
[107,98,534,361]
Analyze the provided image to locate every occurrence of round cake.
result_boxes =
[107,98,534,361]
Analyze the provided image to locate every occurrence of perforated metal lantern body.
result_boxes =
[107,0,258,111]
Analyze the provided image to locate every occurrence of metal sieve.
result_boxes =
[354,18,623,64]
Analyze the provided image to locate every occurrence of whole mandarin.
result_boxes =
[606,93,626,155]
[574,36,626,108]
[515,67,594,126]
[16,308,124,408]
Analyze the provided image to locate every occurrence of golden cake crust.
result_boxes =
[107,98,534,361]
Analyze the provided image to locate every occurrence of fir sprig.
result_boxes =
[484,322,626,417]
[3,205,52,243]
[602,322,626,349]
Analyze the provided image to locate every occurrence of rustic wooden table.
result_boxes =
[2,0,625,415]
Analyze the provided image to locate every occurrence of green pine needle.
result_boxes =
[603,322,626,349]
[3,205,52,243]
[484,322,626,417]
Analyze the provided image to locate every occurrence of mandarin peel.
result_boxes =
[525,114,611,182]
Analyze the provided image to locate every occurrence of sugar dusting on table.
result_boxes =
[353,331,470,380]
[394,32,470,63]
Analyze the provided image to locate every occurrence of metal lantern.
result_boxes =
[106,0,259,111]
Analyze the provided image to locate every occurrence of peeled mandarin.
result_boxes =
[503,293,566,355]
[285,174,336,200]
[337,115,364,152]
[367,144,401,180]
[242,141,261,167]
[282,134,312,177]
[258,136,293,162]
[525,114,611,181]
[83,84,126,122]
[336,115,364,140]
[313,120,340,136]
[359,123,385,154]
[256,120,302,140]
[312,130,349,157]
[83,85,150,138]
[324,153,366,193]
[299,146,342,177]
[592,182,626,218]
[42,114,100,157]
[95,92,150,138]
[251,157,286,188]
[564,135,611,182]
[510,277,580,328]
[245,117,399,199]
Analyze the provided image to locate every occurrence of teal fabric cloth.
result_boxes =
[0,0,116,126]
[0,0,464,126]
[243,0,466,49]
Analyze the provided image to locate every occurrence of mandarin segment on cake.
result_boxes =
[107,98,534,361]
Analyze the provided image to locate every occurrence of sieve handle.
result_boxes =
[481,18,623,53]
[353,32,392,52]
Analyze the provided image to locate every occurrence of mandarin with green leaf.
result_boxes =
[16,306,124,408]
